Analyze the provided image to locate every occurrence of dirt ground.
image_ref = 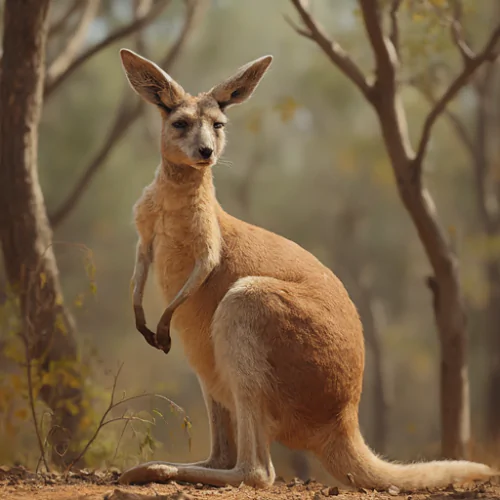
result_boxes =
[2,466,500,500]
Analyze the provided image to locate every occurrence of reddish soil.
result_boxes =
[2,466,500,500]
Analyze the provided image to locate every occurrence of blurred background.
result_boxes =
[0,0,499,484]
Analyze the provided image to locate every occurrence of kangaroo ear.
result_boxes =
[119,48,185,111]
[209,55,273,111]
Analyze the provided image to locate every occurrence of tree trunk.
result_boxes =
[0,0,85,465]
[375,92,470,459]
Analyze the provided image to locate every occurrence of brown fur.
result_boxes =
[118,49,496,491]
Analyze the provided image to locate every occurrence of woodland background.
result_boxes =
[0,0,499,485]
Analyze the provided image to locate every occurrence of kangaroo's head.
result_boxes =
[120,49,273,170]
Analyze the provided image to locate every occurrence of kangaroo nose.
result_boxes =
[199,147,213,160]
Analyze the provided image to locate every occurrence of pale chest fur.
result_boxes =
[135,172,226,397]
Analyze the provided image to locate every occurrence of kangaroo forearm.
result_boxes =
[132,241,157,348]
[155,257,217,351]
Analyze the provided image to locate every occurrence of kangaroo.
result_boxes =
[118,48,496,490]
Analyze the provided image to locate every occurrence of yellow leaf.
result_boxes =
[54,314,67,335]
[66,400,80,416]
[4,342,25,364]
[79,415,92,430]
[40,272,47,289]
[14,408,28,420]
[10,374,24,391]
[89,281,97,296]
[74,294,84,309]
[246,110,262,134]
[273,96,299,123]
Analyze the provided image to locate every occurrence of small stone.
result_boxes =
[329,486,339,495]
[194,482,204,489]
[388,485,400,496]
[321,487,330,496]
[314,494,322,500]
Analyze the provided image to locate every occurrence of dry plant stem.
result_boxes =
[289,0,500,459]
[66,364,188,471]
[23,336,50,473]
[49,0,202,228]
[36,413,57,474]
[44,0,172,99]
[112,420,131,465]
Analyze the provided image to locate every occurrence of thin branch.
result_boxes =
[47,0,101,84]
[416,85,474,159]
[449,0,474,64]
[48,0,81,40]
[111,419,131,465]
[24,346,50,473]
[44,0,172,99]
[288,0,372,100]
[413,25,500,168]
[49,0,202,228]
[65,363,187,472]
[389,0,403,58]
[358,0,397,86]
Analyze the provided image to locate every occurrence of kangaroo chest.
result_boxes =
[152,207,214,303]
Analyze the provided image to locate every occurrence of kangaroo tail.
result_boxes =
[319,426,496,491]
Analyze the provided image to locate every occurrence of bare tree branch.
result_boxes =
[44,0,172,99]
[413,25,500,169]
[447,0,475,64]
[48,0,81,40]
[47,0,101,84]
[289,0,372,100]
[49,0,203,228]
[358,0,397,88]
[415,85,474,159]
[389,0,403,58]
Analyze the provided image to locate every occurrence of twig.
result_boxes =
[111,420,131,465]
[47,0,101,84]
[44,0,172,99]
[36,415,57,474]
[389,0,403,58]
[65,363,188,472]
[415,85,474,159]
[48,0,81,40]
[413,24,500,169]
[288,0,372,99]
[49,0,203,228]
[23,338,50,473]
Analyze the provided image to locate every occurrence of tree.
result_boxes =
[409,1,500,447]
[289,0,500,459]
[0,0,201,465]
[0,0,82,463]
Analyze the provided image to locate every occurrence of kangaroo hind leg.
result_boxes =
[120,277,276,488]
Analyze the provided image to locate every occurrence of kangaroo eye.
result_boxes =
[213,122,225,129]
[172,120,188,129]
